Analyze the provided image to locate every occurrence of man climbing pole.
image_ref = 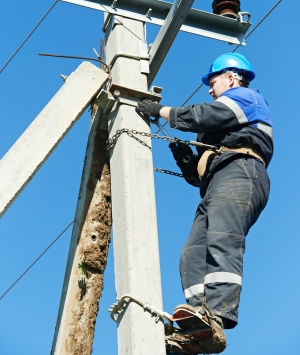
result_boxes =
[137,53,273,354]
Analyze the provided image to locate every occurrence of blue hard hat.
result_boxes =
[202,53,255,86]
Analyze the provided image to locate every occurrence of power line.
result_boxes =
[0,219,74,301]
[0,0,60,74]
[232,0,283,53]
[181,82,204,106]
[0,0,147,76]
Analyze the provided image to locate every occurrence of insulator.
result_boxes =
[212,0,241,19]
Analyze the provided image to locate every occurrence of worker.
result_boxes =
[137,53,273,353]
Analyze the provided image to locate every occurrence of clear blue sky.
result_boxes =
[0,0,298,354]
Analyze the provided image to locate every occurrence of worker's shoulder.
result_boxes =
[222,86,263,100]
[221,87,269,108]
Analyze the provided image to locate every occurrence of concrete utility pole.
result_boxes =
[104,15,166,354]
[0,62,108,217]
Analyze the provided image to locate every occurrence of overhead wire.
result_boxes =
[232,0,283,53]
[0,0,60,74]
[0,219,74,301]
[0,0,149,76]
[97,3,146,42]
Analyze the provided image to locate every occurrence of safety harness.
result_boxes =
[197,146,266,177]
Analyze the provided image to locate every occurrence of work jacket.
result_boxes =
[169,87,274,195]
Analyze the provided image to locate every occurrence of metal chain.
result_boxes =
[107,128,153,150]
[107,129,182,177]
[107,128,216,151]
[107,128,168,150]
[107,128,218,178]
[153,167,183,178]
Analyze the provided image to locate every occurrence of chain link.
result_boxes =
[107,129,184,177]
[153,167,183,178]
[107,128,216,151]
[107,128,218,178]
[107,128,172,150]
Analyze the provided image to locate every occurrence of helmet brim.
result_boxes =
[202,69,255,86]
[202,70,222,86]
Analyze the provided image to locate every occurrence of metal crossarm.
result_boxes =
[61,0,251,46]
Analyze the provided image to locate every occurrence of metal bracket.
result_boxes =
[146,8,152,19]
[94,89,115,113]
[109,53,150,71]
[238,11,251,24]
[108,83,162,107]
[107,43,151,75]
[103,11,113,32]
[94,84,162,111]
[111,0,117,9]
[109,293,173,328]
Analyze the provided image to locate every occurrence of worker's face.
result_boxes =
[208,73,234,100]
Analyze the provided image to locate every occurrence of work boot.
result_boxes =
[166,329,208,354]
[172,304,226,354]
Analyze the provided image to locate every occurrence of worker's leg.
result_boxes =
[180,198,208,305]
[204,157,270,328]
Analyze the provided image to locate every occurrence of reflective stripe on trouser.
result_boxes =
[180,156,270,328]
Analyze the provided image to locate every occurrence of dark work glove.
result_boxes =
[169,142,200,187]
[169,142,195,164]
[136,99,163,117]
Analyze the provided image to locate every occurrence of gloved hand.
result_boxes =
[169,142,195,164]
[136,99,163,117]
[169,142,200,188]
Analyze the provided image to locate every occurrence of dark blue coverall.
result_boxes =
[169,87,273,329]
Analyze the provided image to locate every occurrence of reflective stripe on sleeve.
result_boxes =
[216,96,248,125]
[184,283,204,299]
[257,122,273,138]
[204,272,242,285]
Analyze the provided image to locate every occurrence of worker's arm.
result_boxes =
[137,98,240,134]
[159,106,171,120]
[168,102,238,133]
[137,98,244,134]
[169,88,272,134]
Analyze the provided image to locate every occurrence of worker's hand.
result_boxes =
[169,142,200,188]
[136,99,163,117]
[169,142,195,164]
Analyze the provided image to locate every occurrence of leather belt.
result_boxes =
[197,146,266,177]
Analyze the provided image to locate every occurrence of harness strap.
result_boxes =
[197,146,266,177]
[197,150,217,177]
